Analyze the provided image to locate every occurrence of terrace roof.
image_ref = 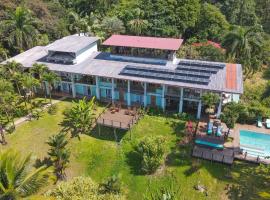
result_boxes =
[5,46,243,94]
[46,35,99,54]
[102,35,183,51]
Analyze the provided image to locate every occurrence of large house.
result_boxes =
[6,34,243,119]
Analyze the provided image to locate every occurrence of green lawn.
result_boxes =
[1,100,269,200]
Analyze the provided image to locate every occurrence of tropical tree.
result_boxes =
[101,16,125,36]
[21,74,40,115]
[2,61,24,96]
[201,92,220,115]
[61,97,96,139]
[0,150,53,199]
[128,8,148,35]
[31,63,49,100]
[47,132,70,180]
[222,25,264,75]
[135,135,166,174]
[0,78,18,137]
[0,6,40,52]
[68,11,92,35]
[43,71,60,104]
[0,46,8,62]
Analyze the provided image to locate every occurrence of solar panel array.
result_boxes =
[119,60,225,85]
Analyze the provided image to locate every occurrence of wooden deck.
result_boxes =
[192,146,234,165]
[96,107,141,130]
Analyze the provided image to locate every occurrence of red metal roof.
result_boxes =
[102,35,183,51]
[226,63,237,90]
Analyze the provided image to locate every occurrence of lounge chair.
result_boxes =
[207,122,213,135]
[257,117,262,128]
[195,139,224,149]
[216,126,223,137]
[266,119,270,129]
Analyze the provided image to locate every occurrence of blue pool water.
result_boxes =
[240,130,270,158]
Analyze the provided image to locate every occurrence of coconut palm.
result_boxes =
[0,150,53,199]
[43,71,60,105]
[47,132,70,180]
[222,25,263,75]
[101,16,125,36]
[31,63,49,100]
[21,74,40,115]
[2,61,23,96]
[128,9,149,35]
[0,6,39,52]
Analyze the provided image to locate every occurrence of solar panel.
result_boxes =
[176,65,219,73]
[120,65,210,85]
[125,65,211,78]
[178,60,225,69]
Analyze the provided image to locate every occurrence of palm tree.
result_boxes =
[0,6,39,52]
[43,71,60,105]
[2,61,23,96]
[68,11,91,35]
[21,74,40,115]
[31,63,49,101]
[61,97,96,139]
[128,8,148,35]
[201,92,220,116]
[47,132,70,180]
[0,150,53,199]
[101,16,125,36]
[222,25,263,75]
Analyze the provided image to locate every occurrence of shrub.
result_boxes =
[99,175,122,194]
[47,104,58,115]
[135,136,166,174]
[45,176,125,200]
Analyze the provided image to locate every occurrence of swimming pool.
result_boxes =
[240,130,270,158]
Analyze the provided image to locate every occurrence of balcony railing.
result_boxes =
[60,76,72,82]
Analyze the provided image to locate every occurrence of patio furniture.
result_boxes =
[257,116,262,128]
[266,119,270,129]
[207,122,213,135]
[195,139,224,149]
[216,126,223,137]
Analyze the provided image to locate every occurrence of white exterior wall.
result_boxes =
[75,43,98,64]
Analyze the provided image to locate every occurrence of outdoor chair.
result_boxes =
[207,122,213,135]
[257,116,262,128]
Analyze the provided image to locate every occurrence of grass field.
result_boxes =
[1,99,269,200]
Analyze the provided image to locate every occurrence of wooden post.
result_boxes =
[114,128,117,142]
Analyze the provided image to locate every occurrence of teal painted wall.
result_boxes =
[91,86,96,96]
[156,96,162,107]
[75,84,84,95]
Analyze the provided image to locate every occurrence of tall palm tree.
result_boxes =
[0,6,39,52]
[222,25,263,75]
[0,150,53,199]
[30,63,49,100]
[68,11,92,35]
[21,74,40,114]
[47,132,70,180]
[2,61,23,96]
[128,8,148,35]
[43,71,60,105]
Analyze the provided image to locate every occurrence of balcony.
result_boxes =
[74,76,95,85]
[60,76,72,82]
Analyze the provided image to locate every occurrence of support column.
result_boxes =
[45,81,50,95]
[217,93,223,118]
[127,80,131,107]
[71,74,76,98]
[196,90,202,119]
[179,88,184,113]
[95,76,100,100]
[111,78,115,104]
[161,85,166,111]
[144,82,147,107]
[60,81,63,91]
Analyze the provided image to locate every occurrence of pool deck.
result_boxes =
[192,120,270,165]
[234,123,270,164]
